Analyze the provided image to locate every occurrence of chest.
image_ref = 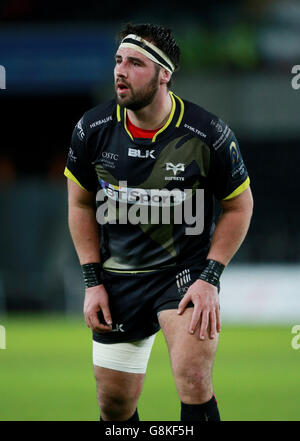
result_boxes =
[92,128,210,190]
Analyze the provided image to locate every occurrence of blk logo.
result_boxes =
[128,148,155,159]
[111,323,125,333]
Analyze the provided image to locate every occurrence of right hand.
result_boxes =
[83,284,112,333]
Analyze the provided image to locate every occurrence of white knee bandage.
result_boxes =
[93,334,156,374]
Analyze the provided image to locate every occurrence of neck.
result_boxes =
[126,89,172,130]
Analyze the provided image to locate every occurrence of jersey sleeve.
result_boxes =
[208,118,250,200]
[64,115,97,192]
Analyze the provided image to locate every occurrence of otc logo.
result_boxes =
[102,152,119,161]
[100,151,119,169]
[128,147,155,159]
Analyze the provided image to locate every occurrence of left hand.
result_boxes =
[177,279,221,340]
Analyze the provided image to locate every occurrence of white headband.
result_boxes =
[119,34,175,74]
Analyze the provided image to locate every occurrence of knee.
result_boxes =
[177,364,211,389]
[174,364,213,402]
[98,391,129,418]
[95,379,141,420]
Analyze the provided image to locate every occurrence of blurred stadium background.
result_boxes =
[0,0,300,421]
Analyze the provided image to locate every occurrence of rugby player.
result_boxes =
[65,23,253,421]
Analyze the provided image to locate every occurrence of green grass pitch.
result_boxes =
[0,315,299,421]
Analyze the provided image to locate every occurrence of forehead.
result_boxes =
[115,46,153,65]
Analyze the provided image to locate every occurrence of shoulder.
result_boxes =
[179,97,234,149]
[80,99,117,131]
[72,99,117,143]
[70,100,117,153]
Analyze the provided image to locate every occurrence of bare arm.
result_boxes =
[67,179,112,332]
[207,186,254,265]
[178,187,254,338]
[67,179,101,264]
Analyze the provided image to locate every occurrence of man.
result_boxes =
[64,23,253,421]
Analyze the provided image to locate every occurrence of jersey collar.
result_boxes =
[116,91,184,144]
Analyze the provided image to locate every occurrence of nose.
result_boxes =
[115,60,128,79]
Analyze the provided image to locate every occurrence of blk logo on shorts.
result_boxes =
[111,323,125,333]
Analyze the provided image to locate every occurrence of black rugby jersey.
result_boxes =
[65,92,250,272]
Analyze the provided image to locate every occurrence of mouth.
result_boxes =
[116,82,130,94]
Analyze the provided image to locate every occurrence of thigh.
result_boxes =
[94,365,145,401]
[158,308,219,372]
[93,335,155,401]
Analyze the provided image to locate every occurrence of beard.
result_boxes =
[115,67,160,111]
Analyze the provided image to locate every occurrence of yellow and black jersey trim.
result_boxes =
[116,91,185,142]
[64,167,87,191]
[223,176,250,200]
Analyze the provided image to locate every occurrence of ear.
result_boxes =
[160,68,171,85]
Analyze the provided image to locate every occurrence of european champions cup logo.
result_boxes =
[0,65,6,90]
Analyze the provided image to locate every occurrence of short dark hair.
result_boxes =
[118,23,180,87]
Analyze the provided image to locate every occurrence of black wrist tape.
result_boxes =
[81,263,102,288]
[198,259,225,287]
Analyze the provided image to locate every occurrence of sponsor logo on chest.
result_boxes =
[165,162,185,181]
[128,147,155,159]
[100,151,119,169]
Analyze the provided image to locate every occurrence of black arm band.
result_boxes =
[198,259,225,287]
[81,263,102,288]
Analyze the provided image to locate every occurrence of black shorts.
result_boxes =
[93,261,220,344]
